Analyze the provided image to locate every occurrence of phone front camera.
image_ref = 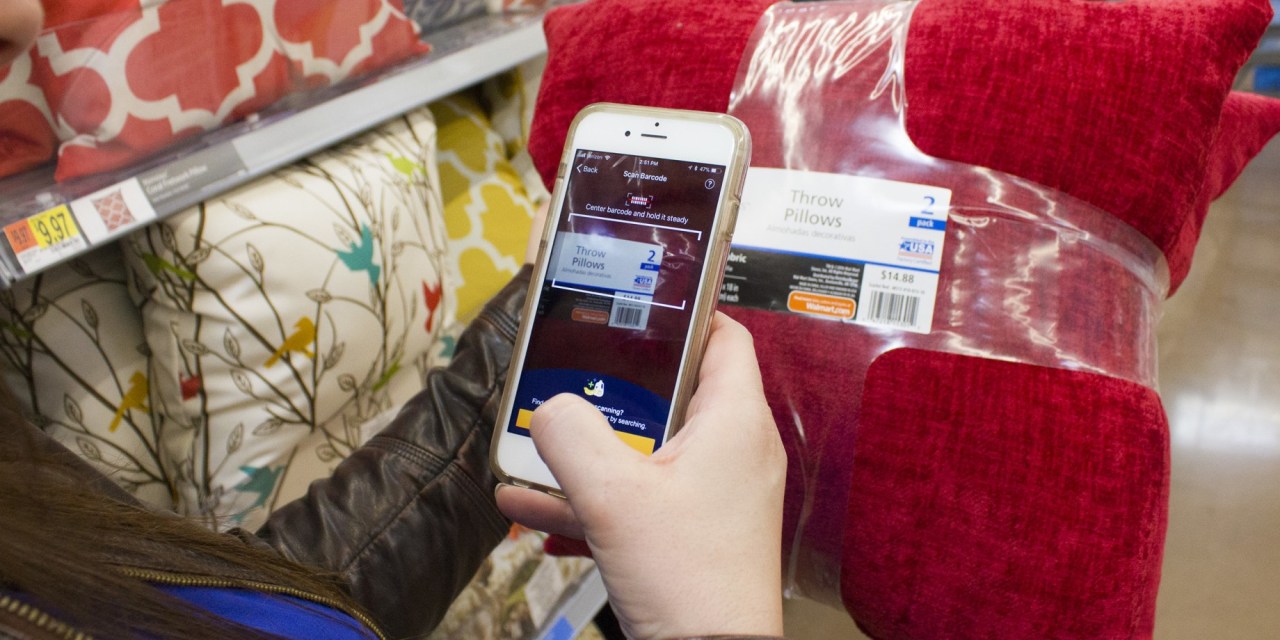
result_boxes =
[625,130,631,137]
[654,122,660,127]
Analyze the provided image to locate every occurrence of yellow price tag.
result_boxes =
[6,205,81,255]
[27,205,81,249]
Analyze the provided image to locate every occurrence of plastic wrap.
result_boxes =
[719,0,1168,603]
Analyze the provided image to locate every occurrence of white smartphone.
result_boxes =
[490,103,751,494]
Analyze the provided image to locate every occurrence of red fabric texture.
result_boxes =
[844,349,1170,639]
[900,0,1273,289]
[530,0,776,180]
[543,534,593,558]
[525,1,1279,638]
[1204,91,1280,204]
[28,0,428,181]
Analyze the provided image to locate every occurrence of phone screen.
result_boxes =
[505,148,729,455]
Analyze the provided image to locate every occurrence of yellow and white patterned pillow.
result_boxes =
[483,57,549,204]
[431,86,541,323]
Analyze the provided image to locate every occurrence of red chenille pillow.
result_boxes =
[33,0,427,181]
[526,0,1279,638]
[899,0,1275,290]
[843,350,1170,639]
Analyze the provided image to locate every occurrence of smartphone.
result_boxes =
[490,103,751,494]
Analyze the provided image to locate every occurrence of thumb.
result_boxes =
[529,393,639,495]
[0,0,42,67]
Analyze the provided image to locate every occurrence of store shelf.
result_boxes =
[536,566,609,640]
[0,10,549,286]
[1241,21,1280,97]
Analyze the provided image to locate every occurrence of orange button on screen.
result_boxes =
[572,308,610,324]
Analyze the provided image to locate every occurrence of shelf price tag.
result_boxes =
[4,205,89,275]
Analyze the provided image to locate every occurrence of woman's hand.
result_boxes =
[497,313,786,639]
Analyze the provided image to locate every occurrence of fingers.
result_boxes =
[495,484,586,540]
[528,393,639,496]
[670,314,781,478]
[0,0,42,67]
[500,393,640,540]
[696,313,766,401]
[683,313,768,427]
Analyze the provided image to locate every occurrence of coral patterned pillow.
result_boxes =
[33,0,428,182]
[0,50,56,177]
[0,0,148,178]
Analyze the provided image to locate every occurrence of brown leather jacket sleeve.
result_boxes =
[254,267,530,639]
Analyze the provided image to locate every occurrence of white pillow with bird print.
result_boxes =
[123,105,456,529]
[0,244,175,509]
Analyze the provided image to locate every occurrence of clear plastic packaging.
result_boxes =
[721,0,1168,603]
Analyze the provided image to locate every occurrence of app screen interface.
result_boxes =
[506,148,727,454]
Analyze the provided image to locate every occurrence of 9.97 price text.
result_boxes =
[33,210,73,246]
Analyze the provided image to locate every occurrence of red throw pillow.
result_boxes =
[844,350,1170,640]
[530,0,776,193]
[899,0,1274,290]
[273,0,430,86]
[526,1,1279,638]
[32,0,427,182]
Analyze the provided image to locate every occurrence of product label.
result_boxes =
[4,204,89,275]
[138,143,248,209]
[548,230,666,331]
[722,167,950,333]
[548,230,664,297]
[523,555,569,628]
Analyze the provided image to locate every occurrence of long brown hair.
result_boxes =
[0,397,372,639]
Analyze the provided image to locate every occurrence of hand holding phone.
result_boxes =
[497,313,786,640]
[491,104,751,492]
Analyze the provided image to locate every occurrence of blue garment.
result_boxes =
[158,585,376,639]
